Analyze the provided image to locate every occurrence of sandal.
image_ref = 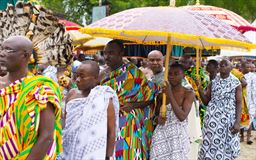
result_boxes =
[247,140,253,145]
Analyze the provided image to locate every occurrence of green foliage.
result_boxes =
[40,0,256,24]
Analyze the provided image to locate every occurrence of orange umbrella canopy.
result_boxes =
[182,5,256,33]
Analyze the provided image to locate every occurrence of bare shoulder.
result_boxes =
[66,88,81,103]
[183,87,195,98]
[99,67,110,80]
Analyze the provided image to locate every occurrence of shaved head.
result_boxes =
[80,60,100,78]
[4,36,33,56]
[76,60,100,91]
[0,36,33,73]
[220,58,232,65]
[148,50,164,74]
[219,58,232,78]
[148,50,163,58]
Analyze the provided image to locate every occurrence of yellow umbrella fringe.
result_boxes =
[79,27,256,50]
[72,37,93,45]
[75,45,104,51]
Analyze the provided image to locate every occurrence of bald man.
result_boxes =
[148,50,164,85]
[60,61,119,160]
[0,36,62,159]
[198,59,242,159]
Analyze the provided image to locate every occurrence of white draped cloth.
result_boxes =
[150,103,190,160]
[183,77,202,160]
[59,86,119,160]
[244,72,256,123]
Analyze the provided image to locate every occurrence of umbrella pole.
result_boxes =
[200,49,202,66]
[160,36,172,118]
[196,48,200,78]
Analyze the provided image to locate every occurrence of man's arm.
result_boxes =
[198,83,212,105]
[121,101,153,113]
[231,84,242,134]
[240,77,247,87]
[27,103,55,160]
[106,99,116,157]
[62,89,77,128]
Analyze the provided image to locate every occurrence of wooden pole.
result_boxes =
[196,48,200,79]
[160,36,172,118]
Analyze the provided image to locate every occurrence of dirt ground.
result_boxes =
[237,131,256,160]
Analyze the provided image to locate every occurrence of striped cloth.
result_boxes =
[231,69,250,127]
[101,63,160,160]
[0,75,62,160]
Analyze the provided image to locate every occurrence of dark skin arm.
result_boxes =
[106,99,116,157]
[156,93,167,125]
[120,101,153,113]
[231,84,242,134]
[240,77,247,88]
[163,81,195,122]
[61,89,77,128]
[27,103,55,160]
[197,82,212,106]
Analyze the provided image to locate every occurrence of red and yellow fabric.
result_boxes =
[231,68,250,127]
[100,62,160,160]
[0,75,62,160]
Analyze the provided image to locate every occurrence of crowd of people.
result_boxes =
[0,36,256,160]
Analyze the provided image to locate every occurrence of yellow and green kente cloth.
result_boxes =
[184,66,209,127]
[231,68,250,127]
[0,75,62,160]
[101,62,160,160]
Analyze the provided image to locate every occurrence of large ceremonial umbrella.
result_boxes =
[59,19,81,31]
[181,5,256,33]
[80,7,255,117]
[221,20,256,57]
[75,37,112,51]
[59,19,92,45]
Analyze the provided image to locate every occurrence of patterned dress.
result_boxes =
[150,103,190,160]
[0,75,62,160]
[198,74,240,160]
[100,63,160,160]
[59,86,119,160]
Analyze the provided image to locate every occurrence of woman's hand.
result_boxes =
[158,116,167,125]
[162,81,172,103]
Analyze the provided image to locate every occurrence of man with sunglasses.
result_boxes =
[0,36,62,159]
